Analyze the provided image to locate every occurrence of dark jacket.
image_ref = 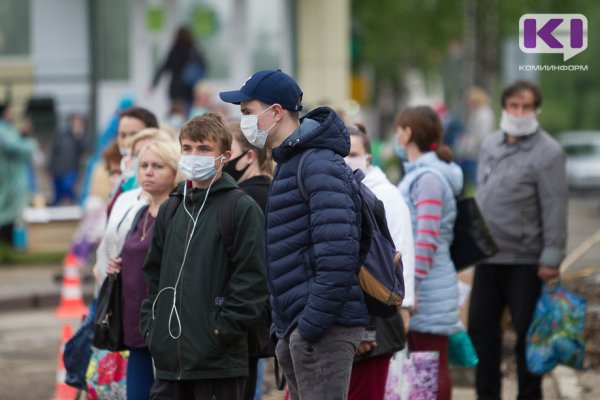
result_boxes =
[267,107,368,343]
[49,127,85,175]
[139,175,269,380]
[238,175,270,213]
[237,173,273,358]
[152,43,206,104]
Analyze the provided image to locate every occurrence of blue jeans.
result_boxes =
[127,347,154,400]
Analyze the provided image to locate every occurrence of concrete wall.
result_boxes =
[296,0,350,108]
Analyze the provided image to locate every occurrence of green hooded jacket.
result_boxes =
[140,174,268,380]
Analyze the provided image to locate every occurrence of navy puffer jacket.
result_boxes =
[267,107,368,342]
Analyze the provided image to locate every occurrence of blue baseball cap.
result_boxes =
[219,69,303,111]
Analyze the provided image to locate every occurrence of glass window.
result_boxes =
[184,0,234,80]
[248,0,285,71]
[0,0,30,56]
[97,0,130,80]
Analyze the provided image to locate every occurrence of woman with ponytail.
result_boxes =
[395,105,464,400]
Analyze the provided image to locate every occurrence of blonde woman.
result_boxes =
[106,140,181,399]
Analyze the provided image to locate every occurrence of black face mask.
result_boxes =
[223,151,250,182]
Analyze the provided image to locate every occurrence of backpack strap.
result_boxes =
[297,148,318,201]
[164,195,182,228]
[218,188,246,258]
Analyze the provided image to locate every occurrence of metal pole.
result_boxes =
[87,0,98,145]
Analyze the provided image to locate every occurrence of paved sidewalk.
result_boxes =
[0,263,94,311]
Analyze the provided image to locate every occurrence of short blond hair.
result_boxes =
[137,140,183,187]
[130,128,174,153]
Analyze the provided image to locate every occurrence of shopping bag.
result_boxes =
[526,282,586,375]
[64,299,97,390]
[385,349,439,400]
[448,331,479,367]
[86,347,129,400]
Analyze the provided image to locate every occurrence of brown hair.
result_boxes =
[119,107,159,129]
[347,123,372,155]
[228,121,274,178]
[102,140,122,171]
[179,112,232,153]
[501,80,542,109]
[395,105,453,162]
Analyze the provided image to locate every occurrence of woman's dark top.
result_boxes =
[121,206,155,348]
[238,175,271,213]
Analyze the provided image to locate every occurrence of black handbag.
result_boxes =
[450,198,498,271]
[92,273,126,351]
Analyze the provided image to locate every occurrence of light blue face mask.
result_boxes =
[394,142,408,161]
[179,154,224,182]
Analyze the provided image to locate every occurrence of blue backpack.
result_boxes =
[297,149,405,318]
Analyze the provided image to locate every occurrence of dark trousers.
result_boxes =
[0,223,13,246]
[150,377,246,400]
[408,331,451,400]
[468,264,543,400]
[243,357,259,400]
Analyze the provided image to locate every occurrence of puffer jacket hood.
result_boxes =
[272,106,350,164]
[404,152,464,197]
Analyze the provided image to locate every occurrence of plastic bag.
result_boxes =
[86,347,129,400]
[385,349,439,400]
[526,282,586,375]
[448,331,479,367]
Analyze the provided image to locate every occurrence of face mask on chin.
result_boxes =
[499,110,539,137]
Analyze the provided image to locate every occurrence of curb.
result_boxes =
[0,291,94,312]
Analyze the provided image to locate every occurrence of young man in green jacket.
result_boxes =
[140,113,269,399]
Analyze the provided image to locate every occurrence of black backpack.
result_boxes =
[297,149,405,318]
[164,188,275,358]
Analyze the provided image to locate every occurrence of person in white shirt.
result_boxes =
[345,123,415,400]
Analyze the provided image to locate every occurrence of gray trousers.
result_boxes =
[275,324,365,400]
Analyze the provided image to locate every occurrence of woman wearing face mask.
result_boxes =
[224,121,273,211]
[223,121,274,400]
[395,106,464,400]
[105,140,181,400]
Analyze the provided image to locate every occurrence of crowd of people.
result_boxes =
[1,63,567,400]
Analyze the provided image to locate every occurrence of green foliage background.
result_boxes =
[352,0,599,135]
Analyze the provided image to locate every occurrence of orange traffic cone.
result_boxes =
[55,251,88,319]
[51,324,79,400]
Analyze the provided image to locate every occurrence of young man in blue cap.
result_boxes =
[220,70,368,400]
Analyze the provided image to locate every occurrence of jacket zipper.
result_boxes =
[177,192,195,379]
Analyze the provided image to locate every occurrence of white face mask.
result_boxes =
[179,154,224,182]
[345,155,369,173]
[120,155,134,180]
[499,110,539,137]
[240,106,277,149]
